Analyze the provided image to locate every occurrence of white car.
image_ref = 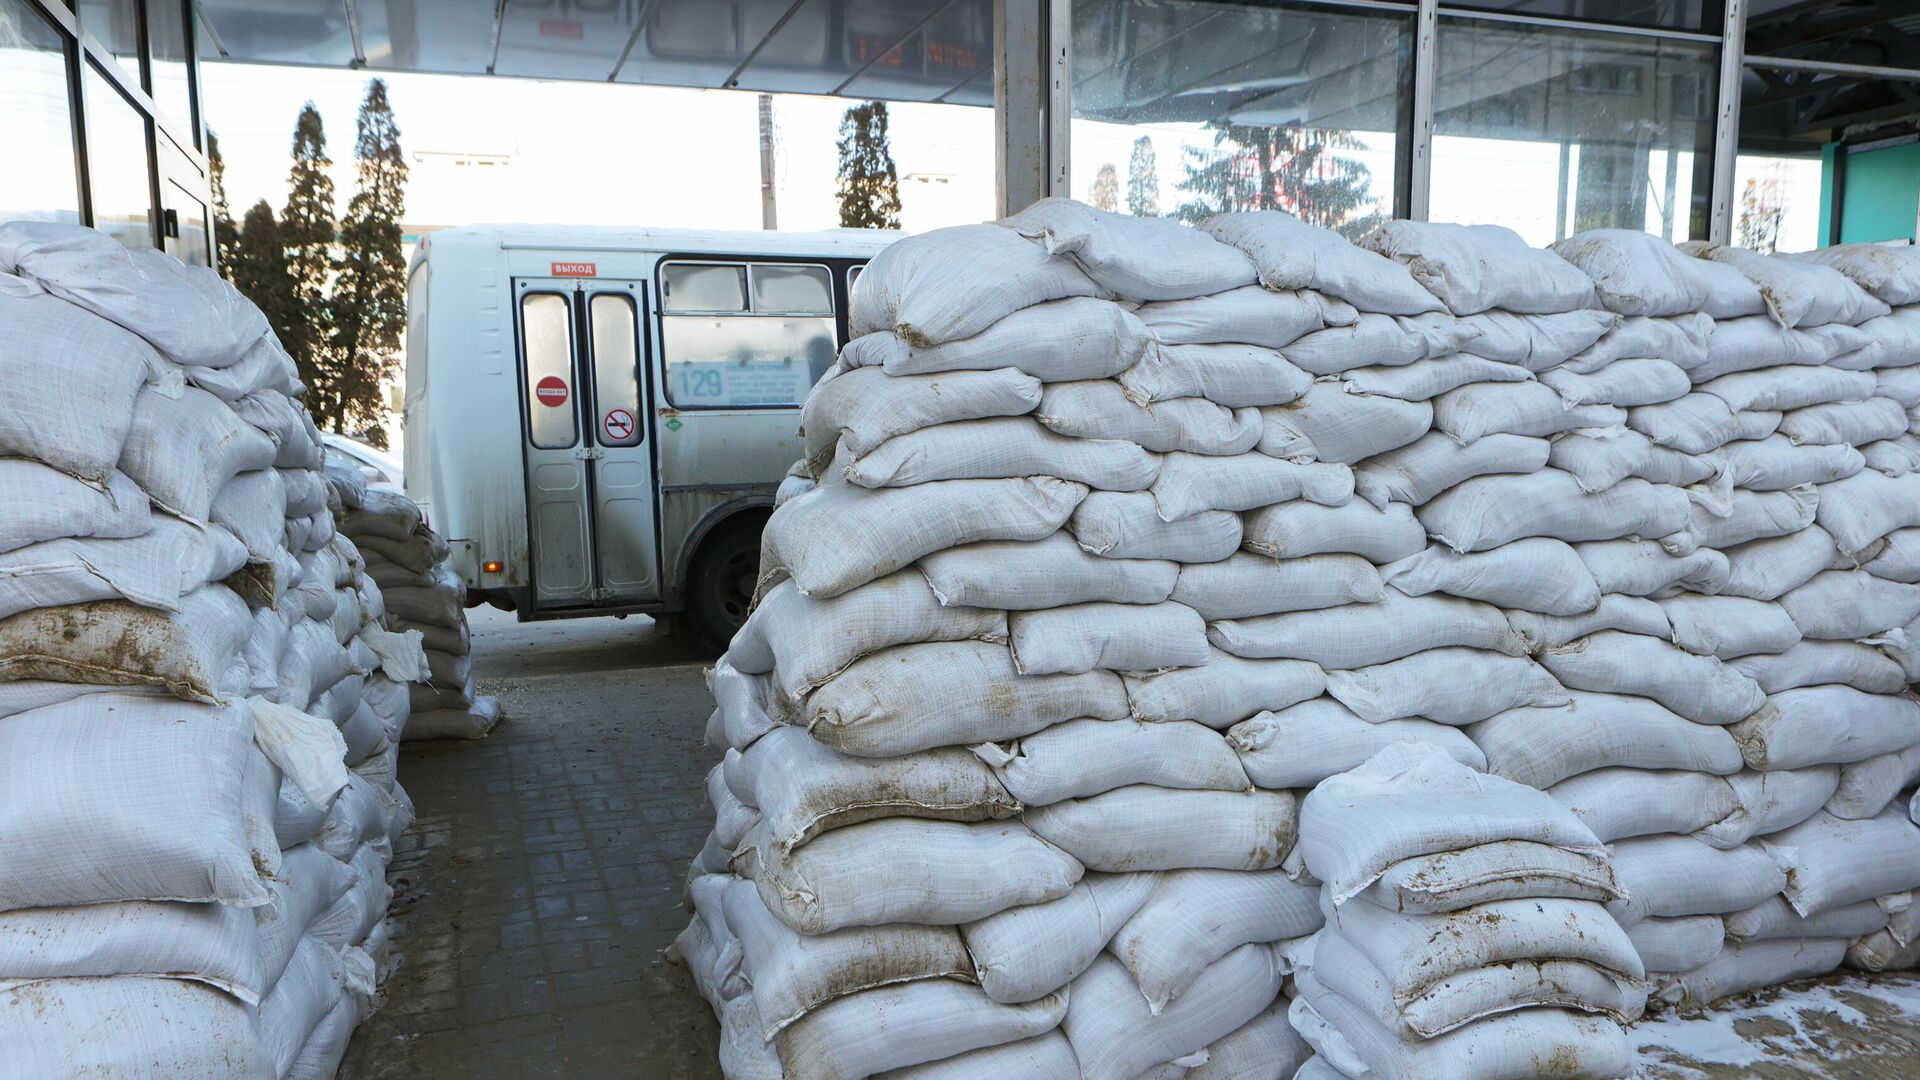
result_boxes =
[321,433,404,490]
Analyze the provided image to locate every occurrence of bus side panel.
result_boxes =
[654,408,799,601]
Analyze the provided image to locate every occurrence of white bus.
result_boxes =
[403,224,898,646]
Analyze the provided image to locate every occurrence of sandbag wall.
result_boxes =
[0,222,423,1078]
[332,481,501,741]
[677,198,1920,1080]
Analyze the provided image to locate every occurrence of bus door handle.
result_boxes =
[572,447,604,461]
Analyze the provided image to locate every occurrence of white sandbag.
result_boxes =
[1700,365,1876,413]
[1725,896,1890,943]
[208,468,287,562]
[1721,525,1841,600]
[1453,310,1615,372]
[1200,211,1443,315]
[1682,241,1890,328]
[1009,601,1208,675]
[1064,946,1285,1080]
[1780,396,1909,447]
[1110,870,1319,1012]
[1119,342,1312,408]
[1790,243,1920,305]
[0,584,249,702]
[1698,767,1842,849]
[765,477,1085,598]
[1690,315,1844,383]
[1123,650,1325,729]
[1241,498,1425,564]
[1817,469,1920,554]
[777,978,1067,1080]
[1879,367,1920,407]
[1422,472,1690,554]
[1541,358,1690,408]
[1385,538,1601,616]
[845,416,1159,491]
[1605,835,1786,923]
[1209,592,1523,668]
[1575,539,1729,598]
[0,512,248,622]
[1659,594,1802,658]
[1719,435,1864,490]
[1431,381,1623,445]
[1847,928,1920,972]
[1326,647,1567,726]
[1149,451,1352,521]
[1136,285,1355,349]
[1280,312,1477,376]
[962,872,1156,1005]
[847,296,1151,384]
[1628,393,1770,455]
[1627,916,1726,974]
[1229,698,1486,790]
[1863,435,1920,476]
[1549,228,1711,317]
[873,1033,1081,1080]
[1341,353,1531,400]
[0,285,163,481]
[1069,491,1242,562]
[118,385,277,520]
[976,717,1247,806]
[1184,998,1309,1080]
[1732,639,1910,694]
[1297,742,1605,905]
[803,639,1127,757]
[1471,692,1744,789]
[1663,938,1848,1009]
[0,976,272,1078]
[737,817,1081,934]
[800,365,1041,467]
[1864,528,1920,582]
[1352,432,1550,508]
[1563,312,1713,374]
[735,573,1006,698]
[919,534,1177,610]
[1257,385,1432,465]
[733,727,1016,851]
[0,462,152,555]
[708,657,779,753]
[1726,686,1920,771]
[1548,768,1739,844]
[1002,197,1256,300]
[1765,809,1920,917]
[0,897,264,1002]
[188,334,295,402]
[1539,631,1764,726]
[1549,430,1717,494]
[1171,552,1383,620]
[1829,743,1920,819]
[1506,594,1673,652]
[1037,381,1261,455]
[849,222,1103,345]
[1780,569,1920,638]
[1025,786,1296,873]
[1362,220,1594,315]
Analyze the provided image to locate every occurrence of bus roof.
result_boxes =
[413,223,904,269]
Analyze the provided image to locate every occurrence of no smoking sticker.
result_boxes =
[535,376,569,407]
[603,408,636,441]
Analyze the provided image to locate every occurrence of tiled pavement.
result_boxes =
[340,610,724,1079]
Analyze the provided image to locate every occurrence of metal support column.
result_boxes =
[1406,0,1438,221]
[994,0,1069,217]
[1709,0,1747,244]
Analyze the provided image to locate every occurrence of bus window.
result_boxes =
[521,293,578,449]
[659,260,837,410]
[663,263,747,312]
[589,292,642,447]
[750,264,832,314]
[847,264,863,296]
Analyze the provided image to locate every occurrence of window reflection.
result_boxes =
[0,0,83,226]
[83,60,156,249]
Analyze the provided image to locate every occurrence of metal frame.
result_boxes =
[1407,0,1438,222]
[1710,0,1747,243]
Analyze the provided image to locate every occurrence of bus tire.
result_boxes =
[686,519,762,651]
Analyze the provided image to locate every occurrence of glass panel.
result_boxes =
[1070,0,1410,235]
[146,0,193,137]
[83,61,155,249]
[750,264,832,314]
[75,0,141,84]
[589,293,643,447]
[162,178,208,265]
[1732,153,1823,255]
[663,262,747,312]
[0,0,83,227]
[1430,17,1717,246]
[1443,1,1709,33]
[663,315,834,408]
[521,293,578,449]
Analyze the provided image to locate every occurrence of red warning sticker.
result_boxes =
[603,408,636,441]
[534,376,569,407]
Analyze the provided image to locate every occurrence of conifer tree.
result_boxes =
[281,104,337,399]
[330,79,410,449]
[834,101,903,229]
[1175,123,1381,240]
[228,200,304,361]
[208,132,240,277]
[1127,136,1159,217]
[1090,163,1119,212]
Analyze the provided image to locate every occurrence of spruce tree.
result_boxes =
[330,79,410,449]
[1175,123,1382,240]
[208,132,240,277]
[228,200,304,361]
[1127,136,1159,217]
[281,104,337,411]
[834,101,902,229]
[1089,164,1119,212]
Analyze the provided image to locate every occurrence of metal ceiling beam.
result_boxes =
[722,0,813,90]
[606,0,658,81]
[341,0,366,68]
[831,0,964,96]
[1746,54,1920,82]
[486,0,508,76]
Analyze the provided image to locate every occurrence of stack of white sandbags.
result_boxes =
[332,476,500,740]
[1288,744,1641,1079]
[0,222,423,1078]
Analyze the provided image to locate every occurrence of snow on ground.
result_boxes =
[1633,973,1920,1078]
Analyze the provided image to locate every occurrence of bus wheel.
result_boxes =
[687,522,761,650]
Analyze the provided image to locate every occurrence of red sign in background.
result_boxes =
[534,376,569,407]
